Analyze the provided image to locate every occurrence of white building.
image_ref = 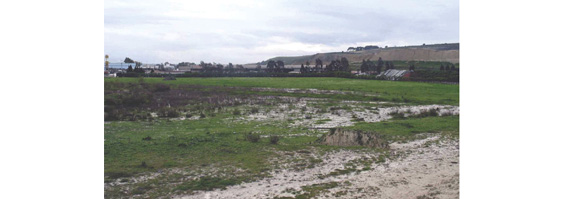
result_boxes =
[107,62,135,69]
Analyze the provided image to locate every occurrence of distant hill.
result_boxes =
[262,43,459,65]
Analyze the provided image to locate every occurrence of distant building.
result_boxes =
[141,64,157,69]
[356,46,364,51]
[364,45,379,50]
[164,62,175,69]
[191,65,202,72]
[378,69,410,81]
[177,66,191,72]
[107,62,135,69]
[104,70,117,77]
[289,69,301,74]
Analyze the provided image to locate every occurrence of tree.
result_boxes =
[124,57,135,63]
[135,66,145,73]
[326,60,336,72]
[340,57,349,71]
[227,63,235,73]
[440,64,445,71]
[315,59,323,72]
[275,60,284,73]
[266,60,276,73]
[126,65,133,73]
[300,64,305,73]
[360,59,367,73]
[451,64,456,71]
[150,69,155,73]
[376,57,384,74]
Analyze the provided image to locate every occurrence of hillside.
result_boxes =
[264,43,459,65]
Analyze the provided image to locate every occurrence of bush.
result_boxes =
[200,113,206,118]
[389,110,405,119]
[232,109,241,115]
[153,84,171,92]
[269,135,280,144]
[158,108,180,118]
[250,107,259,114]
[421,109,439,117]
[245,133,260,143]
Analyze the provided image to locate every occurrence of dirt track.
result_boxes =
[175,135,459,199]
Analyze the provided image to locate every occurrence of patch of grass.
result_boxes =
[314,118,332,124]
[105,77,459,105]
[175,177,240,191]
[294,182,339,199]
[345,116,459,141]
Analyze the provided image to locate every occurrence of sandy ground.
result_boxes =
[174,135,459,199]
[246,99,459,129]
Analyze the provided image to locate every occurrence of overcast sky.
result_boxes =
[105,0,459,64]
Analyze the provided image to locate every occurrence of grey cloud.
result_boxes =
[105,0,459,64]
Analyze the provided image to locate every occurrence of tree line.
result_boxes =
[300,58,350,73]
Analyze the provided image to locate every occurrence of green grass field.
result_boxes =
[104,77,459,198]
[104,77,458,105]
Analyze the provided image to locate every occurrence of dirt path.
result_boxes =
[174,136,459,199]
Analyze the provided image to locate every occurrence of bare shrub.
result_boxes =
[245,133,260,143]
[270,135,280,144]
[158,108,180,118]
[153,84,170,92]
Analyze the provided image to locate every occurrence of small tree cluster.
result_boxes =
[361,57,387,74]
[266,60,285,73]
[440,63,457,71]
[324,57,350,72]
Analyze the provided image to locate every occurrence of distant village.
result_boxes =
[104,56,422,81]
[104,43,459,81]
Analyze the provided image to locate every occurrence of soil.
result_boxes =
[319,128,389,149]
[174,135,459,199]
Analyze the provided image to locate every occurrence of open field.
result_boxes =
[105,77,459,198]
[105,77,459,105]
